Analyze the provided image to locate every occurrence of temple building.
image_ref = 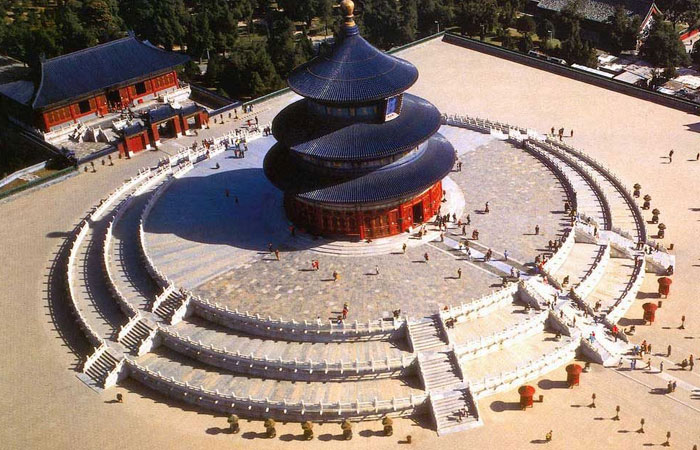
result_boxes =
[264,0,455,239]
[0,32,190,133]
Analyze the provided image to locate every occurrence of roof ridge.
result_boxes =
[43,35,135,64]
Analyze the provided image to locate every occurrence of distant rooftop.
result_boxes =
[32,34,189,110]
[535,0,656,23]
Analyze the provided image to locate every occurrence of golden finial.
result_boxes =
[341,0,355,27]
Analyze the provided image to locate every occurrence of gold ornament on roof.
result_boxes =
[341,0,356,27]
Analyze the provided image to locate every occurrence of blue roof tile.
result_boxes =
[272,93,441,162]
[264,133,455,204]
[287,29,418,104]
[32,35,189,109]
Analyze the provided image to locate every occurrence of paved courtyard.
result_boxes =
[1,37,699,449]
[146,126,565,321]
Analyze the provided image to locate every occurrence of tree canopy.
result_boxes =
[640,18,690,68]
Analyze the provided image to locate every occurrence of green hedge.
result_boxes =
[0,166,77,201]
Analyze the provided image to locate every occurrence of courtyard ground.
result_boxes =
[0,37,698,449]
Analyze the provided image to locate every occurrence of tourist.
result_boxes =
[466,214,471,225]
[402,243,407,254]
[659,361,664,372]
[457,268,462,279]
[452,213,457,222]
[679,315,685,330]
[696,152,699,161]
[503,249,508,261]
[645,358,651,370]
[484,202,489,213]
[551,127,555,136]
[108,154,113,165]
[668,344,672,357]
[424,252,430,262]
[465,247,472,261]
[91,161,96,172]
[342,303,348,319]
[545,430,552,442]
[116,393,123,403]
[255,115,259,125]
[681,358,689,370]
[669,149,674,163]
[535,224,540,235]
[274,249,280,261]
[333,271,339,282]
[462,225,466,236]
[440,232,444,242]
[570,129,574,137]
[268,243,273,253]
[375,266,379,275]
[690,354,695,371]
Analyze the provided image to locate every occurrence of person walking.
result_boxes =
[333,270,339,282]
[457,268,462,279]
[274,249,280,261]
[424,252,430,262]
[466,214,471,225]
[645,358,651,370]
[375,265,379,275]
[679,314,685,329]
[503,249,509,261]
[402,243,407,254]
[696,152,699,161]
[668,344,672,357]
[669,149,674,163]
[484,202,489,213]
[689,354,694,371]
[659,361,664,372]
[535,225,540,235]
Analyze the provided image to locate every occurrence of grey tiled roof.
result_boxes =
[272,93,441,162]
[536,0,654,23]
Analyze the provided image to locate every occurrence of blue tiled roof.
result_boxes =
[264,133,455,204]
[32,35,189,109]
[272,94,441,162]
[179,103,204,117]
[287,26,418,104]
[146,104,179,123]
[0,80,35,105]
[121,122,147,137]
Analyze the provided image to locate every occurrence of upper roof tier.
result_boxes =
[272,93,441,162]
[286,3,418,104]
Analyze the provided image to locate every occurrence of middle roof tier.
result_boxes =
[272,93,442,163]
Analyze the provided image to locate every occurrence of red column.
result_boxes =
[180,115,189,133]
[172,117,182,136]
[151,123,160,144]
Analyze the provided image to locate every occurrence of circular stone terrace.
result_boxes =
[143,125,568,322]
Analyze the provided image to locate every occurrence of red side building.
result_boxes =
[0,32,190,133]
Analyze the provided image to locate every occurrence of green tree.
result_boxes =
[457,0,499,38]
[80,0,124,42]
[608,6,641,54]
[656,0,700,28]
[220,42,284,98]
[314,0,334,35]
[640,19,690,68]
[279,0,316,27]
[204,53,221,86]
[55,3,97,53]
[417,0,454,34]
[517,32,534,51]
[399,0,419,43]
[515,14,536,35]
[536,18,555,41]
[362,0,402,49]
[556,0,583,40]
[119,0,188,50]
[692,39,700,64]
[560,20,597,66]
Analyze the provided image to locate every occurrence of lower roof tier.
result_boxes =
[264,133,455,205]
[272,93,441,163]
